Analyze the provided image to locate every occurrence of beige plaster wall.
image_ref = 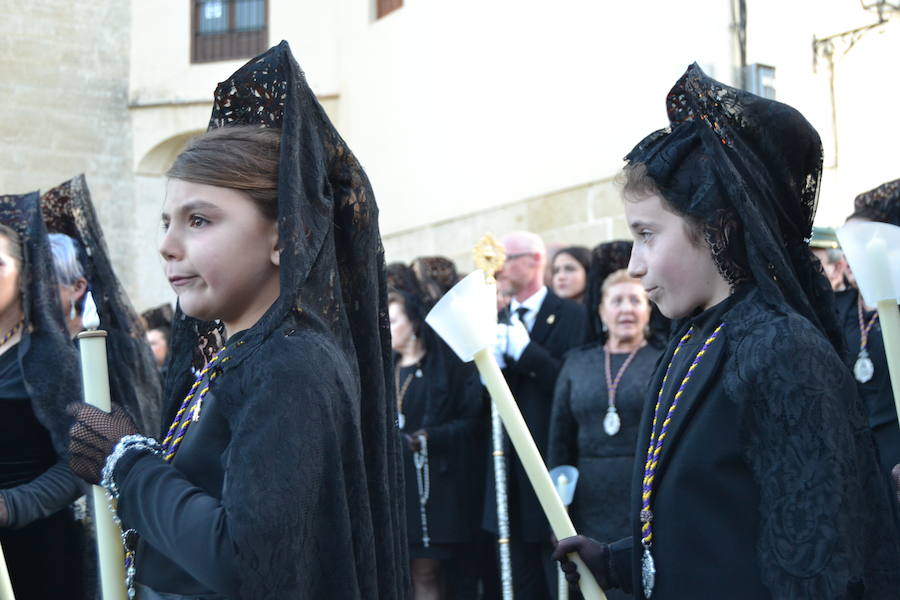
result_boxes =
[0,0,144,307]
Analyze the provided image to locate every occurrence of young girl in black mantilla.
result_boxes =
[67,42,407,600]
[553,64,900,599]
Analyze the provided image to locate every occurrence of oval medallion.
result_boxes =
[854,352,874,384]
[603,406,621,436]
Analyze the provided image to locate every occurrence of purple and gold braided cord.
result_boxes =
[640,322,725,547]
[0,321,23,349]
[161,350,229,462]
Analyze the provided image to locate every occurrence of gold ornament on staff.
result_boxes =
[473,233,506,285]
[473,233,513,600]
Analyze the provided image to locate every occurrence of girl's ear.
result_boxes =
[268,222,280,267]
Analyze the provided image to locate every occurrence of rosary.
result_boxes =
[413,433,431,548]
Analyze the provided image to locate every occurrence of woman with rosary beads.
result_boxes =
[66,42,407,599]
[553,64,900,598]
[547,268,660,600]
[0,193,86,598]
[388,265,485,600]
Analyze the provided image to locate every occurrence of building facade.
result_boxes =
[2,1,898,309]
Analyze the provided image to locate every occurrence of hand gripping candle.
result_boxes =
[77,292,128,600]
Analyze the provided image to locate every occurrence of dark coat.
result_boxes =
[399,342,486,546]
[483,290,587,543]
[607,286,900,599]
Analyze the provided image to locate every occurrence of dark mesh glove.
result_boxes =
[68,403,138,485]
[552,535,618,591]
[893,464,900,508]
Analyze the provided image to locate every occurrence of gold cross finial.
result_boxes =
[472,234,506,285]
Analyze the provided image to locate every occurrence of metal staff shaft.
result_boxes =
[491,401,514,600]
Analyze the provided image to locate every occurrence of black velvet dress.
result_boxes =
[548,342,661,600]
[0,347,84,599]
[835,287,900,479]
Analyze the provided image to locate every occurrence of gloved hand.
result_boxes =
[406,430,427,452]
[68,403,138,485]
[0,495,7,528]
[491,323,508,369]
[503,314,530,361]
[552,535,617,591]
[892,464,900,508]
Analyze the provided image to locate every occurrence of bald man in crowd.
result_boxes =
[483,231,587,600]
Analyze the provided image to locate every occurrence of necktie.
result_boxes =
[516,306,529,330]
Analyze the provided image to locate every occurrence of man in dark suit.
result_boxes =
[483,231,587,599]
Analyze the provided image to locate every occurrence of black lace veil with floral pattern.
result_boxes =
[625,63,842,352]
[0,191,79,455]
[163,41,408,597]
[40,175,163,436]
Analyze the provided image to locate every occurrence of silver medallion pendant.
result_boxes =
[603,406,621,436]
[854,349,874,383]
[398,413,405,429]
[642,546,656,598]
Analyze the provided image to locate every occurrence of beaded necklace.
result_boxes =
[639,322,725,598]
[853,295,879,383]
[601,341,645,436]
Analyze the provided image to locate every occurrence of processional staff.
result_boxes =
[472,234,513,600]
[77,293,128,600]
[426,258,607,600]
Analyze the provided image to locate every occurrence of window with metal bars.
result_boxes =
[192,0,268,63]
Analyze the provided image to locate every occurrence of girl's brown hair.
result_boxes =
[621,162,705,247]
[167,126,281,221]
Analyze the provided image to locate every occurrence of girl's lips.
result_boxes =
[169,275,197,287]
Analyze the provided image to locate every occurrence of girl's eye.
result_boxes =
[160,219,170,231]
[640,230,653,240]
[189,215,209,228]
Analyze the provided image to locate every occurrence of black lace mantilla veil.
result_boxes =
[164,41,408,597]
[625,63,842,353]
[40,175,163,436]
[0,192,79,456]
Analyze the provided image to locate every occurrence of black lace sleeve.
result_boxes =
[726,311,900,598]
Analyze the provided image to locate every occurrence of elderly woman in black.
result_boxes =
[388,269,484,600]
[548,268,661,600]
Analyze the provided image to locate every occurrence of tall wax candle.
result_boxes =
[78,293,127,600]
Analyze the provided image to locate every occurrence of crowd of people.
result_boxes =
[0,43,898,600]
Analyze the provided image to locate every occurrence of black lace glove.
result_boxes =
[68,403,138,485]
[893,464,900,508]
[552,535,618,591]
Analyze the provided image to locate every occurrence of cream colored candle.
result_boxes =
[78,294,127,600]
[0,542,14,599]
[474,349,606,600]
